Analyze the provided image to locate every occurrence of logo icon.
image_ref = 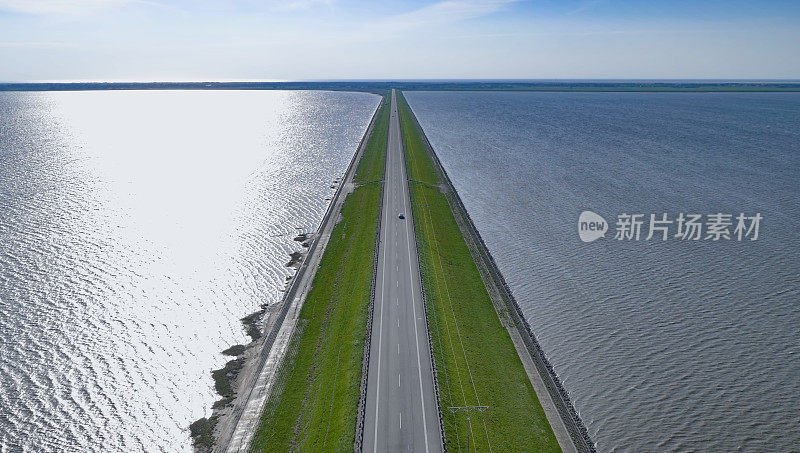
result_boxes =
[578,211,608,242]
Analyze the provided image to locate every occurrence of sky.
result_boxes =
[1,0,799,81]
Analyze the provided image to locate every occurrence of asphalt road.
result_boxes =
[363,90,443,452]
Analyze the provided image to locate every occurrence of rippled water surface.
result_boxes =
[0,90,378,452]
[405,91,800,452]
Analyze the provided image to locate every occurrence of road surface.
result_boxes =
[363,90,443,452]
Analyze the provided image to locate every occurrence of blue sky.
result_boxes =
[1,0,799,81]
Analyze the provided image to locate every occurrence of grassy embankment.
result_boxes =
[397,92,562,452]
[249,93,389,452]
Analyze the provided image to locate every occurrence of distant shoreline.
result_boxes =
[2,80,800,93]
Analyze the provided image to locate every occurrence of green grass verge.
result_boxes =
[397,91,562,452]
[249,94,388,452]
[354,93,390,184]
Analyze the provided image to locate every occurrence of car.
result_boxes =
[398,213,405,219]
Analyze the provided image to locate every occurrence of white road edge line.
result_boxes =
[372,101,392,453]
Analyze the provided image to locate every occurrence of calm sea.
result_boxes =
[0,90,379,452]
[405,91,800,452]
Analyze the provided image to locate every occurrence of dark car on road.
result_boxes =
[398,213,405,219]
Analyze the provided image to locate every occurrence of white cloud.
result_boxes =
[0,41,76,48]
[375,0,519,34]
[275,0,332,12]
[0,0,135,14]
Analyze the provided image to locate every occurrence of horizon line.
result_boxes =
[2,78,800,84]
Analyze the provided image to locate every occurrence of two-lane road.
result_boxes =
[363,90,442,452]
